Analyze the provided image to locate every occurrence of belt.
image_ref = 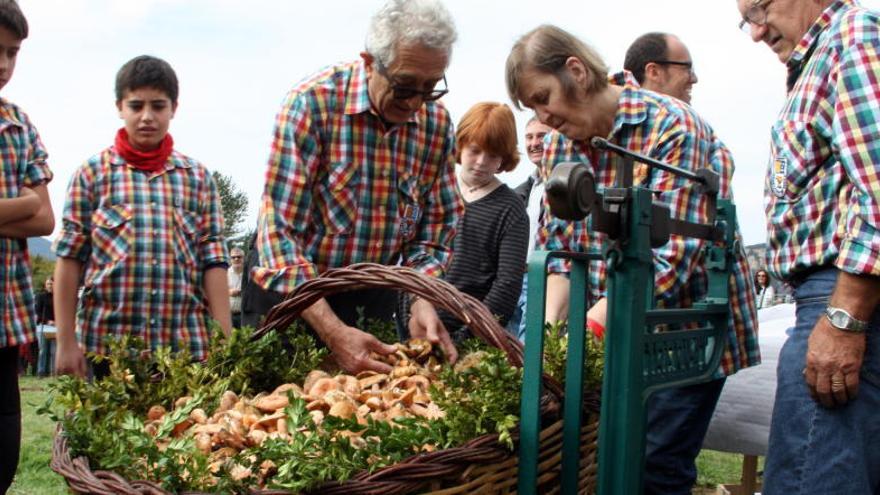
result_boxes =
[787,264,834,288]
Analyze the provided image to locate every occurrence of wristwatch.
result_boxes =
[825,306,869,333]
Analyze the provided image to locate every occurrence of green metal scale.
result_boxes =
[517,137,739,494]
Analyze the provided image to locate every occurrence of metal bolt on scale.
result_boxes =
[517,137,737,495]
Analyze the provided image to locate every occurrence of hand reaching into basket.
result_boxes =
[409,297,458,364]
[302,297,397,373]
[327,324,399,374]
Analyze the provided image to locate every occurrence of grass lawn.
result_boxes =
[10,376,68,495]
[10,375,758,494]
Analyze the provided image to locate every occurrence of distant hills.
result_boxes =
[27,237,55,260]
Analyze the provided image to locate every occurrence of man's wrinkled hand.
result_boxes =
[326,325,396,374]
[804,316,866,408]
[408,298,458,364]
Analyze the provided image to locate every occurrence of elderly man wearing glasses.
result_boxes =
[252,0,463,374]
[737,0,880,493]
[227,247,245,329]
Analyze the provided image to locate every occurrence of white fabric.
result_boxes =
[701,303,795,456]
[757,285,776,309]
[228,269,243,313]
[526,172,545,260]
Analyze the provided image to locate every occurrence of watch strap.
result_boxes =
[825,306,869,333]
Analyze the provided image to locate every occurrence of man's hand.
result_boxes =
[325,324,397,374]
[804,316,866,408]
[408,298,458,364]
[55,337,87,378]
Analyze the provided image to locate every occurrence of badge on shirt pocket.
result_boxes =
[400,203,422,241]
[771,156,788,198]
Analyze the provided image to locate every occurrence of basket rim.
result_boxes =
[51,263,569,495]
[256,263,525,367]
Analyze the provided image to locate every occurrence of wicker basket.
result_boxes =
[51,263,599,494]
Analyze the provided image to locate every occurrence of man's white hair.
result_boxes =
[365,0,457,66]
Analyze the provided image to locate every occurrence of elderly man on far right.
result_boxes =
[738,0,880,492]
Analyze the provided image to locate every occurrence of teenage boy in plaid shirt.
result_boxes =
[506,25,760,494]
[252,0,463,374]
[0,1,55,490]
[737,0,880,492]
[54,55,232,379]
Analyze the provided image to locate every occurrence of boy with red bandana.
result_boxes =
[53,55,231,379]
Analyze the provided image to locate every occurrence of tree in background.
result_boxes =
[30,255,55,293]
[213,171,249,247]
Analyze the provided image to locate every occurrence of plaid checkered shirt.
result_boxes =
[0,99,52,348]
[253,60,462,293]
[537,71,760,376]
[54,146,228,360]
[766,0,880,280]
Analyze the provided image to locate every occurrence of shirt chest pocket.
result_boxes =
[317,163,360,234]
[91,204,133,265]
[398,177,423,242]
[769,120,831,202]
[172,208,200,267]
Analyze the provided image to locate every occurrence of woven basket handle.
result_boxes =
[253,262,525,367]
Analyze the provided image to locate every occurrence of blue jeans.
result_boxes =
[506,273,528,342]
[37,324,57,376]
[763,268,880,494]
[644,377,726,494]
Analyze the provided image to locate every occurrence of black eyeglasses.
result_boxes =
[650,60,695,75]
[738,0,773,33]
[375,59,449,102]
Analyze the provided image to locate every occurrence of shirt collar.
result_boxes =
[0,98,25,131]
[344,60,372,115]
[343,59,421,126]
[531,168,543,184]
[788,0,849,68]
[608,70,648,137]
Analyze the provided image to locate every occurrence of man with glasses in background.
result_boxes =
[227,247,244,329]
[624,32,698,104]
[252,0,462,374]
[624,31,750,495]
[737,0,880,492]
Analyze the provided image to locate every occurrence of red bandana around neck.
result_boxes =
[114,128,174,173]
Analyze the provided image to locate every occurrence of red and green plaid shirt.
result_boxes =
[253,60,462,292]
[0,99,52,348]
[537,72,760,377]
[766,0,880,280]
[54,146,227,360]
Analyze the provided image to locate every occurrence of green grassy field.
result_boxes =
[10,376,757,494]
[10,376,67,495]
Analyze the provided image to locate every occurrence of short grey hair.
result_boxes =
[365,0,457,66]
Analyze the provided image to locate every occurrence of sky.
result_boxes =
[8,0,880,247]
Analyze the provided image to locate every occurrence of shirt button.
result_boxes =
[152,259,159,266]
[150,318,156,325]
[151,289,158,296]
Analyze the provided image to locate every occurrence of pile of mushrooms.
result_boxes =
[142,339,450,479]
